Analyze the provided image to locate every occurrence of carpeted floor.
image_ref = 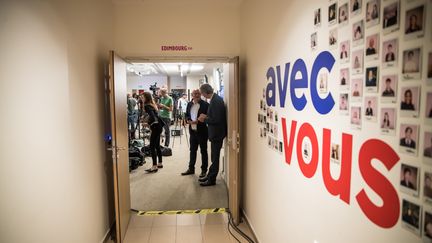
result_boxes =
[130,128,228,211]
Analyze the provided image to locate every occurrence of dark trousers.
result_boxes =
[149,124,163,166]
[188,129,208,172]
[207,140,223,183]
[161,117,171,147]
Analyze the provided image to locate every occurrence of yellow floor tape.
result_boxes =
[137,208,227,216]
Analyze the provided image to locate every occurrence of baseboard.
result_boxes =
[100,221,116,243]
[241,209,261,243]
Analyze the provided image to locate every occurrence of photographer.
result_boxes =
[158,88,173,147]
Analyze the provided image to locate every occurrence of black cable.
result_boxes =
[226,209,256,243]
[227,212,241,243]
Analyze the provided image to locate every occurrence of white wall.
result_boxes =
[186,75,202,92]
[169,75,186,90]
[0,1,114,242]
[240,0,431,242]
[127,74,167,92]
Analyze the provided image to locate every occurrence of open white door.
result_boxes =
[227,57,241,225]
[107,51,131,243]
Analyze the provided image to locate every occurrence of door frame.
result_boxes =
[125,55,242,224]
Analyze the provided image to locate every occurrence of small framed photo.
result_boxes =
[400,86,420,118]
[423,210,432,241]
[267,136,272,148]
[339,93,349,115]
[260,128,263,138]
[404,4,425,40]
[350,0,362,16]
[424,131,432,163]
[319,72,328,93]
[338,2,349,25]
[365,66,379,93]
[329,2,338,25]
[340,40,350,63]
[399,123,419,156]
[331,143,340,163]
[365,33,379,61]
[380,74,397,103]
[329,28,338,49]
[400,163,419,197]
[364,96,377,122]
[311,32,318,50]
[352,20,364,46]
[314,8,321,27]
[382,0,400,34]
[380,107,396,135]
[274,125,278,137]
[263,88,266,98]
[279,141,283,153]
[352,49,364,74]
[351,106,362,129]
[382,38,398,68]
[275,111,279,122]
[340,68,350,90]
[426,92,432,124]
[402,47,422,80]
[365,0,380,27]
[263,116,267,124]
[351,78,363,102]
[401,199,421,236]
[258,113,261,123]
[302,141,311,161]
[263,127,267,137]
[260,100,263,110]
[427,52,432,85]
[424,172,432,203]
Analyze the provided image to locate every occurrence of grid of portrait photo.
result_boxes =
[313,0,432,238]
[258,88,284,155]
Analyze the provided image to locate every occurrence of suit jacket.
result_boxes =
[205,93,227,142]
[400,138,416,149]
[185,99,209,135]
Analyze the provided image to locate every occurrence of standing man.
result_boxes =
[127,93,138,139]
[158,88,173,147]
[181,89,209,178]
[197,84,227,186]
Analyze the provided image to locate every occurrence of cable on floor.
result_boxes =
[226,209,256,243]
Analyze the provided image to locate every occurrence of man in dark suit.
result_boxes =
[181,89,209,178]
[197,84,227,186]
[400,126,416,149]
[400,168,415,190]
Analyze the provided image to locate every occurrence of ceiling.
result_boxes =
[112,0,243,6]
[127,62,223,77]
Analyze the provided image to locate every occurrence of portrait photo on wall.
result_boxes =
[400,163,419,197]
[380,74,397,103]
[365,66,379,93]
[339,93,349,115]
[426,92,432,124]
[350,0,362,16]
[319,72,328,93]
[405,4,425,40]
[365,0,380,27]
[382,38,398,68]
[402,47,422,80]
[340,40,350,63]
[365,33,379,61]
[423,210,432,241]
[338,2,349,25]
[380,107,396,135]
[279,141,283,153]
[382,0,400,34]
[351,106,362,129]
[314,8,321,27]
[331,143,340,163]
[329,28,338,49]
[364,96,377,121]
[400,85,420,118]
[351,78,363,101]
[424,132,432,163]
[399,123,419,156]
[428,52,432,84]
[352,20,364,46]
[340,68,350,90]
[401,199,421,236]
[311,32,318,50]
[424,172,432,203]
[352,49,364,74]
[328,2,337,25]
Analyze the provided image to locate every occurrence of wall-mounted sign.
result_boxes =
[161,45,193,51]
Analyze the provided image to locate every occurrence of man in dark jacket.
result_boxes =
[181,89,209,178]
[197,84,227,186]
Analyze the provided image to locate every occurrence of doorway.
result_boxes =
[106,52,241,243]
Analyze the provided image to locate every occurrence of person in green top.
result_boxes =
[158,88,173,147]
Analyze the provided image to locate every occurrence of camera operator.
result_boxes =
[158,88,173,147]
[127,93,138,139]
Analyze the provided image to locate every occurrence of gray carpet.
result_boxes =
[130,131,228,211]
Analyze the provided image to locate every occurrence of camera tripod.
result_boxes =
[171,109,189,149]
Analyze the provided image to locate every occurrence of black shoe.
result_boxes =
[199,172,207,178]
[198,176,208,182]
[145,167,158,173]
[181,169,195,176]
[157,163,163,168]
[200,180,216,187]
